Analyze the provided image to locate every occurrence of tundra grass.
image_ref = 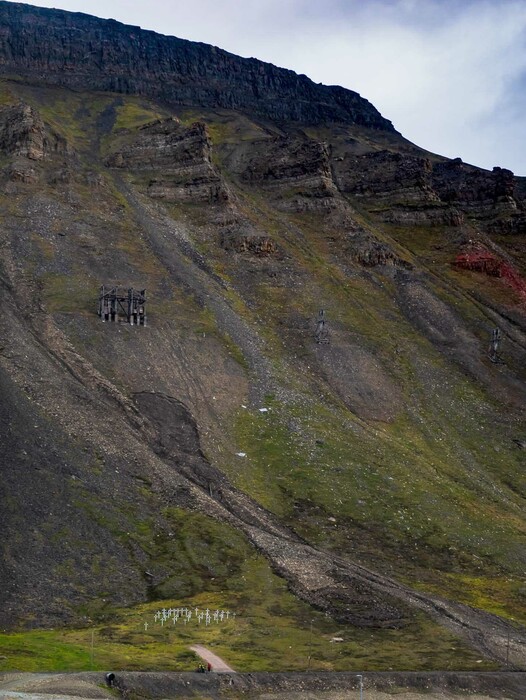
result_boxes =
[112,102,165,132]
[177,180,526,600]
[12,85,169,155]
[411,573,526,625]
[0,555,496,673]
[161,193,526,615]
[227,389,525,619]
[0,79,17,105]
[177,108,271,145]
[41,271,100,314]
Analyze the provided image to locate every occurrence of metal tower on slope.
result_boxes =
[489,327,502,363]
[315,309,329,344]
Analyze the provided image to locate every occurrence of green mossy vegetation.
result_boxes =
[196,189,526,620]
[0,79,17,106]
[112,103,165,133]
[0,556,496,673]
[229,395,524,596]
[41,272,99,314]
[7,83,170,156]
[0,507,500,672]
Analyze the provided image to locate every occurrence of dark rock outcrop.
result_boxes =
[236,136,339,212]
[333,150,463,226]
[0,102,69,184]
[320,213,412,268]
[107,118,229,203]
[487,215,526,234]
[432,161,516,205]
[0,102,68,160]
[0,103,48,160]
[0,1,394,130]
[220,227,279,256]
[334,150,436,203]
[335,150,525,229]
[241,138,333,184]
[349,232,412,268]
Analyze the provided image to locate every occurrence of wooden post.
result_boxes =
[110,288,117,322]
[128,288,134,325]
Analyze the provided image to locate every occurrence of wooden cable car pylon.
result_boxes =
[98,286,147,326]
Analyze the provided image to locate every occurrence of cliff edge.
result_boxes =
[0,1,394,130]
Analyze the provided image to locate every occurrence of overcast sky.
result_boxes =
[7,0,526,174]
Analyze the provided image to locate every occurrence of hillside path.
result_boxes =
[190,645,236,673]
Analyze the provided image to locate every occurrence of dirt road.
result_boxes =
[190,645,235,672]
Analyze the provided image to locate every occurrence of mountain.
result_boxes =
[0,1,525,673]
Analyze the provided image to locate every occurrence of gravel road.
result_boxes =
[190,645,236,672]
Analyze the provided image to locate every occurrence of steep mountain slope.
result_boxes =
[0,2,525,672]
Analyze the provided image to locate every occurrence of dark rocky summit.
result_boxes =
[0,1,393,130]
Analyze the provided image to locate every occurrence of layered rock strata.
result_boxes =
[0,102,69,184]
[0,1,394,130]
[236,136,339,212]
[107,118,228,203]
[334,150,525,229]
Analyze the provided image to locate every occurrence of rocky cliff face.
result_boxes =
[232,136,339,213]
[0,1,393,130]
[333,150,525,229]
[0,102,69,183]
[107,118,229,204]
[0,103,47,160]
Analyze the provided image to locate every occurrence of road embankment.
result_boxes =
[1,671,526,700]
